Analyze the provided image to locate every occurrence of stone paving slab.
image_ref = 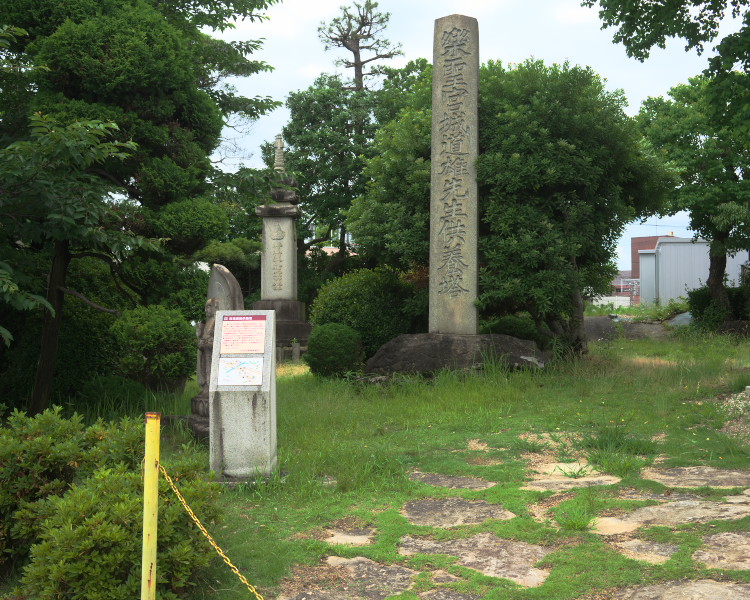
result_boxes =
[399,532,552,587]
[316,557,417,600]
[431,570,461,583]
[613,579,750,599]
[403,497,515,527]
[617,489,701,503]
[693,531,750,570]
[287,592,360,600]
[724,489,750,503]
[324,527,375,547]
[614,539,679,564]
[641,466,750,489]
[534,461,600,476]
[593,500,750,535]
[521,475,621,492]
[408,471,496,490]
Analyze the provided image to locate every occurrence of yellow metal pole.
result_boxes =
[141,412,161,600]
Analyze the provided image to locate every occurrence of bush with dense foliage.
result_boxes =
[0,408,143,567]
[17,460,219,600]
[309,267,416,357]
[688,285,749,329]
[304,323,364,377]
[481,314,549,349]
[110,305,197,390]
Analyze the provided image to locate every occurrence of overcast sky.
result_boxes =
[215,0,734,270]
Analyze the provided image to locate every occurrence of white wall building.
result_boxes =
[639,237,749,304]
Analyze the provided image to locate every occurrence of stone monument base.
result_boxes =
[188,392,209,442]
[252,299,312,346]
[365,333,548,375]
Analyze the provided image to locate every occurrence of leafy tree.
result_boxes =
[479,60,673,353]
[348,59,673,353]
[346,63,432,268]
[638,75,750,311]
[279,74,376,253]
[373,58,431,125]
[0,115,149,411]
[275,0,401,257]
[582,1,750,137]
[318,0,402,92]
[1,0,280,412]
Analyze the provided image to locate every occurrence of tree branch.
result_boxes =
[58,286,121,316]
[68,251,141,306]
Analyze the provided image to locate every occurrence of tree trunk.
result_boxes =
[568,286,588,355]
[707,235,730,313]
[352,48,364,92]
[28,240,71,415]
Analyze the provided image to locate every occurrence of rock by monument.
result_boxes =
[365,333,548,375]
[253,134,312,347]
[189,264,244,441]
[429,14,479,335]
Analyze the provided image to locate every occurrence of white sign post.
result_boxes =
[209,310,277,479]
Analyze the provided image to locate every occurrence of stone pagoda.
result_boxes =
[252,135,312,346]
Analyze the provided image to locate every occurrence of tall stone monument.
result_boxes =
[253,135,312,346]
[429,14,479,335]
[189,264,244,441]
[364,16,548,375]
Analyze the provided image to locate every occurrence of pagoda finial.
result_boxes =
[273,134,285,173]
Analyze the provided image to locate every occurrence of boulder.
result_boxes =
[365,333,547,375]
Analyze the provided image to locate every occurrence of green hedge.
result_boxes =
[18,462,219,600]
[1,408,221,599]
[110,305,197,389]
[304,323,364,377]
[309,267,415,358]
[0,408,143,567]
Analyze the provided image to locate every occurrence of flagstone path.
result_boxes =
[279,449,750,599]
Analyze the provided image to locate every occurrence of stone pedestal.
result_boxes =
[429,15,479,335]
[209,310,277,479]
[252,299,312,346]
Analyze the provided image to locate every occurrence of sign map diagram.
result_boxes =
[218,357,263,386]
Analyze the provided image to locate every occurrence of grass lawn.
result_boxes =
[177,329,750,599]
[3,328,748,599]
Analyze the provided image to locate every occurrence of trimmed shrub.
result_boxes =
[304,323,364,377]
[110,305,197,391]
[309,267,415,357]
[121,258,210,322]
[17,461,220,600]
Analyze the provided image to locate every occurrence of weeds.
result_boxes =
[555,464,593,479]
